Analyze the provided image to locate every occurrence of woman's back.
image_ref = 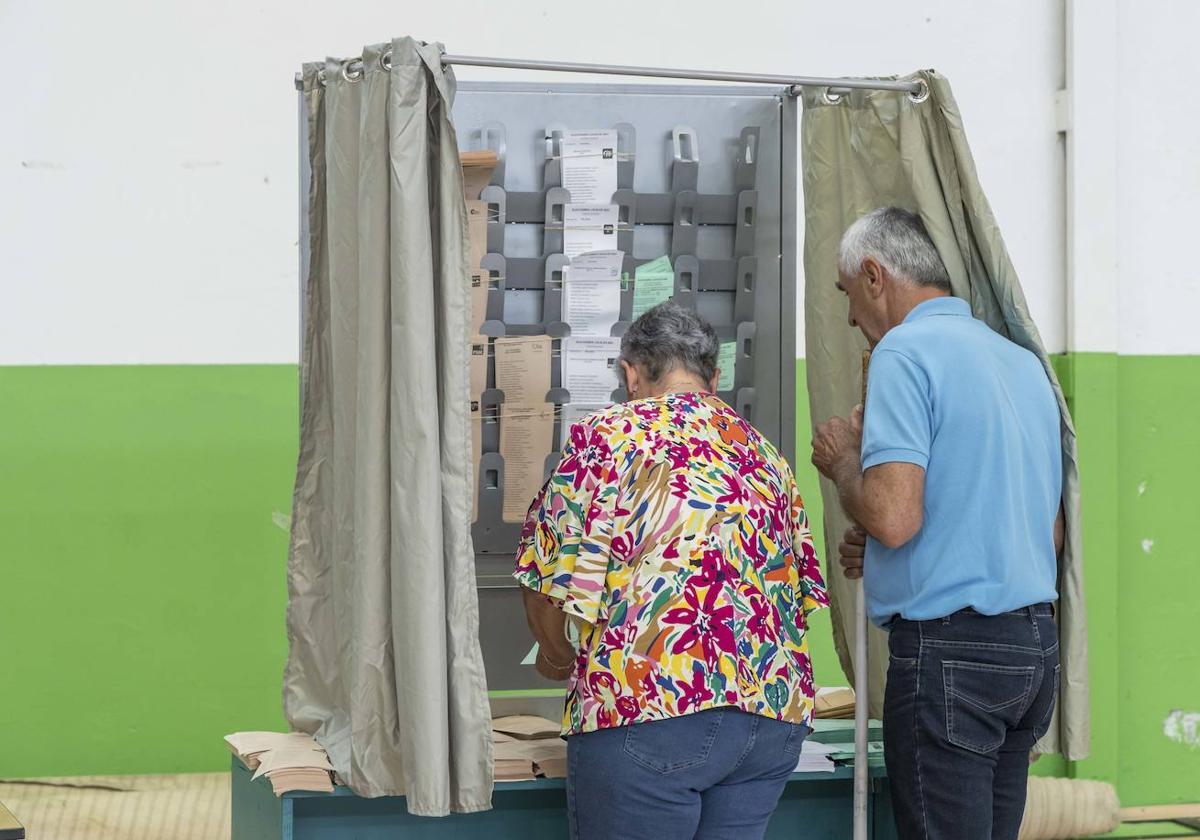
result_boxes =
[515,391,827,734]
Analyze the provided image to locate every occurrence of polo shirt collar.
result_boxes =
[903,296,970,324]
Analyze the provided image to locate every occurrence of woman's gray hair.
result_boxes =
[837,207,952,292]
[619,301,719,385]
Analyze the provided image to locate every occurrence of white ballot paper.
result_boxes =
[564,204,619,259]
[564,250,623,337]
[563,336,622,403]
[560,129,618,204]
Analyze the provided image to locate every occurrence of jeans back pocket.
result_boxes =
[943,660,1035,754]
[622,711,724,774]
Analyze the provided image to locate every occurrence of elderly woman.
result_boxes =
[514,302,828,840]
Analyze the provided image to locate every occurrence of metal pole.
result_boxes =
[310,51,927,96]
[854,349,871,840]
[853,581,870,840]
[439,53,924,94]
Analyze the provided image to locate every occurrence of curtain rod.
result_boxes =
[294,51,927,99]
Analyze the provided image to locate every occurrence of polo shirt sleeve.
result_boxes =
[861,348,932,471]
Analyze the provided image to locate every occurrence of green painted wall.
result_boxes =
[0,366,297,777]
[1,357,1197,806]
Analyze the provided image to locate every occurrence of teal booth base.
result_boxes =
[231,721,898,839]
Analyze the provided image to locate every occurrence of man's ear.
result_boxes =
[862,257,888,300]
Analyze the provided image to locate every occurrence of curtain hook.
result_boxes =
[822,87,845,105]
[908,79,930,104]
[341,59,364,83]
[380,50,393,72]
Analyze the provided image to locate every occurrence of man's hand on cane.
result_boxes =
[839,525,867,580]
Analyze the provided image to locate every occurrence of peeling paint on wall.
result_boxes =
[1164,710,1200,749]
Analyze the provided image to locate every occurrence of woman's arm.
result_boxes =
[520,588,577,681]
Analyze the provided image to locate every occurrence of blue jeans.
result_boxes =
[884,604,1060,840]
[566,708,807,840]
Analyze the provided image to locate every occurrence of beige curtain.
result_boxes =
[801,70,1088,759]
[284,37,493,811]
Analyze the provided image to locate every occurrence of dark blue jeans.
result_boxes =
[884,604,1059,840]
[566,708,807,840]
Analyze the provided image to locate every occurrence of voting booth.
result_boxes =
[450,81,800,709]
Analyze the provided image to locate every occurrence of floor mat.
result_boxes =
[0,773,230,840]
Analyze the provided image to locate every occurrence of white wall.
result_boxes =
[1115,0,1200,355]
[1,0,1069,364]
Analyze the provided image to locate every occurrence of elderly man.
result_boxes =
[810,207,1063,840]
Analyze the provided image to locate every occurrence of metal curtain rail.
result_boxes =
[295,51,927,98]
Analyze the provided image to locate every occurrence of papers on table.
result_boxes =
[794,740,838,774]
[560,129,618,204]
[562,336,621,404]
[632,255,675,318]
[224,731,335,795]
[564,204,619,259]
[563,250,623,337]
[500,403,556,522]
[718,340,737,391]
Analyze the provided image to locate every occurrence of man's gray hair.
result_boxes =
[619,301,719,385]
[837,207,952,292]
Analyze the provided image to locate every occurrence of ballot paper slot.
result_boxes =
[734,190,759,257]
[473,452,523,552]
[734,256,758,322]
[480,254,507,323]
[735,126,761,191]
[503,191,741,226]
[503,290,544,325]
[696,290,736,327]
[735,322,757,389]
[736,387,757,424]
[482,185,507,255]
[671,191,701,258]
[671,125,700,192]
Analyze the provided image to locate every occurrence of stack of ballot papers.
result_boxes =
[224,731,335,795]
[492,716,567,781]
[814,686,856,719]
[794,739,839,774]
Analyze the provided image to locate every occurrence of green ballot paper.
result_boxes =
[632,256,675,318]
[717,341,737,391]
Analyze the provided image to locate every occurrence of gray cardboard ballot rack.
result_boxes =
[454,81,797,714]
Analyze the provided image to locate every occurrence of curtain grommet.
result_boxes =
[342,59,364,83]
[908,79,930,104]
[822,87,845,105]
[380,50,393,72]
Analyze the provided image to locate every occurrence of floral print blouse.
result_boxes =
[513,392,828,735]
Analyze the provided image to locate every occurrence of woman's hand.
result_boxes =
[521,587,578,681]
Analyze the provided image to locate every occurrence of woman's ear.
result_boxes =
[620,360,640,398]
[708,371,721,393]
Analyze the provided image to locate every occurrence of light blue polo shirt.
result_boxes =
[861,296,1061,625]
